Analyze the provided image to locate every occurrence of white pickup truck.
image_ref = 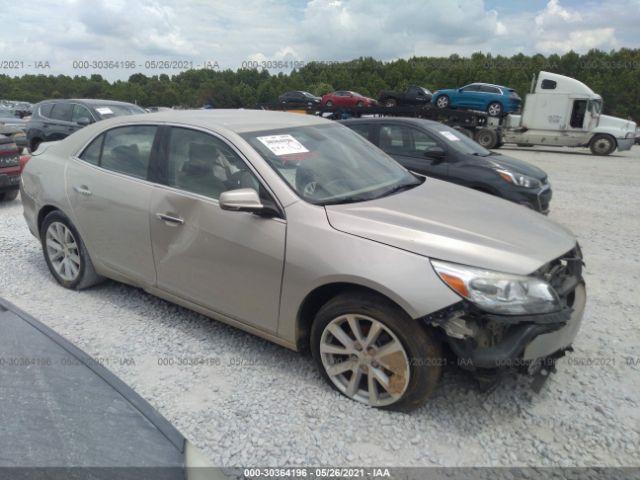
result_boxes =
[482,71,636,156]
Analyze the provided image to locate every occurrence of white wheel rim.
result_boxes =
[488,103,501,116]
[320,314,410,407]
[45,222,81,282]
[437,97,448,108]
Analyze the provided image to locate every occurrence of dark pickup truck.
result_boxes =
[378,85,433,107]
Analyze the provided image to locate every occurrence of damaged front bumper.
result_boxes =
[426,248,586,372]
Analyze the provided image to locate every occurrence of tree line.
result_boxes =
[1,49,639,120]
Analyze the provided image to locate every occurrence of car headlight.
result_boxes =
[496,169,541,189]
[431,260,560,315]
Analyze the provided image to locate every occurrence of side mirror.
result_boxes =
[219,188,278,216]
[424,146,446,160]
[458,88,464,93]
[77,117,92,126]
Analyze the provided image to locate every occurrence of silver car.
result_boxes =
[21,110,586,410]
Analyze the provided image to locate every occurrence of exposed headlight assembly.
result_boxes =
[496,169,541,189]
[431,260,560,315]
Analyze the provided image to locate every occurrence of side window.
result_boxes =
[461,85,479,92]
[348,124,371,141]
[541,79,557,90]
[378,125,438,158]
[378,125,407,153]
[410,129,439,155]
[50,103,73,122]
[481,86,500,94]
[167,127,261,200]
[100,126,157,180]
[71,105,93,123]
[408,86,419,95]
[570,100,587,129]
[39,103,54,118]
[79,134,104,166]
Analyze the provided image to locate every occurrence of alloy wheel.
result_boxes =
[45,222,81,282]
[319,314,410,407]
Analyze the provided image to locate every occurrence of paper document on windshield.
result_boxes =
[95,107,113,115]
[439,131,460,141]
[257,134,309,156]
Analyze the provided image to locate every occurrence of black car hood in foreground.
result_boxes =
[0,297,223,480]
[469,152,548,180]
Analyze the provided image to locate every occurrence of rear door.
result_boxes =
[46,102,78,142]
[375,124,449,179]
[66,125,160,286]
[148,126,286,332]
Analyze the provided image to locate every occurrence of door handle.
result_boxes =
[156,213,184,225]
[73,185,92,196]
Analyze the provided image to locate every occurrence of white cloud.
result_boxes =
[0,0,638,80]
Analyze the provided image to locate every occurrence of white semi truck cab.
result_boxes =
[498,71,636,155]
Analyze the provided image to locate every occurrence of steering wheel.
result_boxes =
[300,178,351,199]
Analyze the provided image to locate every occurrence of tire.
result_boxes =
[475,128,499,149]
[356,101,364,107]
[487,101,503,117]
[311,291,442,411]
[590,134,616,156]
[0,190,19,202]
[435,95,449,109]
[40,210,103,290]
[325,101,333,107]
[384,98,397,107]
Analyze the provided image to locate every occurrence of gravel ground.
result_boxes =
[1,145,639,468]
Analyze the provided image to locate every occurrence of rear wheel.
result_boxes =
[590,134,616,156]
[487,101,503,117]
[475,128,499,149]
[435,95,449,109]
[311,292,442,411]
[40,210,103,290]
[356,101,364,107]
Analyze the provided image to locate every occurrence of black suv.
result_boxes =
[277,91,321,108]
[26,99,145,152]
[341,117,552,213]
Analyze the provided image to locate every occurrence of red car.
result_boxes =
[321,91,377,107]
[0,135,23,202]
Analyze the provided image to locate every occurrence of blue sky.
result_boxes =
[1,0,639,80]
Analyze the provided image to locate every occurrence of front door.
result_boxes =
[148,126,286,332]
[375,124,450,180]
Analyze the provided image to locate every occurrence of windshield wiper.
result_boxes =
[379,182,420,198]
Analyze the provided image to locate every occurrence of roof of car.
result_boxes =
[468,83,510,89]
[36,98,141,107]
[340,116,443,129]
[101,109,329,133]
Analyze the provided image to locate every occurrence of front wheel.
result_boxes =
[41,210,103,290]
[384,98,397,107]
[325,101,333,107]
[590,134,616,155]
[311,292,442,411]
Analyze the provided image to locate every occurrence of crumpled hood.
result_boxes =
[325,179,576,275]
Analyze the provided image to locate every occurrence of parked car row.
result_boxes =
[21,109,586,410]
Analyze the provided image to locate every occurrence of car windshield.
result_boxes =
[430,124,492,156]
[588,99,602,115]
[241,123,422,205]
[94,104,145,119]
[302,92,316,98]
